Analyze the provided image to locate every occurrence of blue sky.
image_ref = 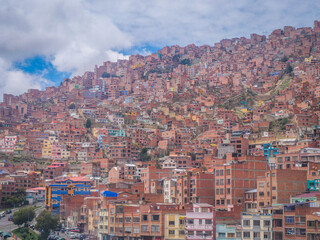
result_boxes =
[0,0,320,99]
[14,56,71,84]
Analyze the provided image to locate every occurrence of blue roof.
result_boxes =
[101,190,118,198]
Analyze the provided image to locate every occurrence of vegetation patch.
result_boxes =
[12,227,38,240]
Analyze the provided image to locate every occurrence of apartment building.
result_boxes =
[186,203,216,240]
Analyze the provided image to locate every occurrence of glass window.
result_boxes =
[253,220,260,226]
[169,221,175,226]
[243,232,250,238]
[151,225,160,232]
[152,215,160,221]
[243,220,250,227]
[285,216,294,224]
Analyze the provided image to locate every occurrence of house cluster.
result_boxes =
[0,22,320,239]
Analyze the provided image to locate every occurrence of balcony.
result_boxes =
[186,224,213,230]
[186,235,214,240]
[186,212,213,219]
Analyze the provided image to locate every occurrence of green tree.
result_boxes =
[139,148,151,161]
[68,103,76,109]
[4,189,26,207]
[101,72,110,78]
[35,210,59,240]
[85,118,92,129]
[180,58,191,65]
[13,207,35,227]
[286,63,293,74]
[281,55,288,62]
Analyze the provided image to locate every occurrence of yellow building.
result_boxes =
[98,209,108,239]
[241,211,272,240]
[42,139,52,158]
[164,213,186,240]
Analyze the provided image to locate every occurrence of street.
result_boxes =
[0,202,45,233]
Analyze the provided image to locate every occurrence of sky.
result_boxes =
[0,0,320,100]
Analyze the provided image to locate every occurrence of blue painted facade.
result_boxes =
[307,179,319,191]
[263,143,279,161]
[216,224,241,240]
[46,178,92,215]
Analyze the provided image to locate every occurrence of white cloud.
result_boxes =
[0,0,320,98]
[0,58,52,101]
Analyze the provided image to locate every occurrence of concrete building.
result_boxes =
[241,212,272,240]
[164,213,186,240]
[257,169,307,210]
[216,224,241,240]
[186,203,216,240]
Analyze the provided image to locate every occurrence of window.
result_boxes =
[285,228,294,235]
[152,215,160,221]
[254,232,260,238]
[196,231,202,236]
[169,230,175,235]
[216,200,220,205]
[188,219,194,224]
[110,217,114,223]
[259,192,264,196]
[133,227,140,234]
[220,179,224,185]
[264,220,270,227]
[179,230,185,235]
[285,216,294,224]
[220,170,224,175]
[218,233,226,238]
[169,221,175,226]
[142,215,148,221]
[151,225,160,232]
[133,217,140,223]
[110,208,115,214]
[264,232,270,239]
[259,182,264,187]
[199,219,202,225]
[259,202,264,207]
[216,179,219,185]
[125,217,131,223]
[188,231,194,236]
[253,220,260,226]
[243,220,250,227]
[296,228,306,236]
[226,169,230,175]
[308,220,316,227]
[216,189,219,195]
[227,179,231,185]
[243,232,250,238]
[125,227,131,233]
[205,219,212,224]
[141,225,148,232]
[227,188,230,194]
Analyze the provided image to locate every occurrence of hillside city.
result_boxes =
[1,21,320,240]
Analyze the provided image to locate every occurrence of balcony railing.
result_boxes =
[186,225,213,230]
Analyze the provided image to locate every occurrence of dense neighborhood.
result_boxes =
[1,21,320,240]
